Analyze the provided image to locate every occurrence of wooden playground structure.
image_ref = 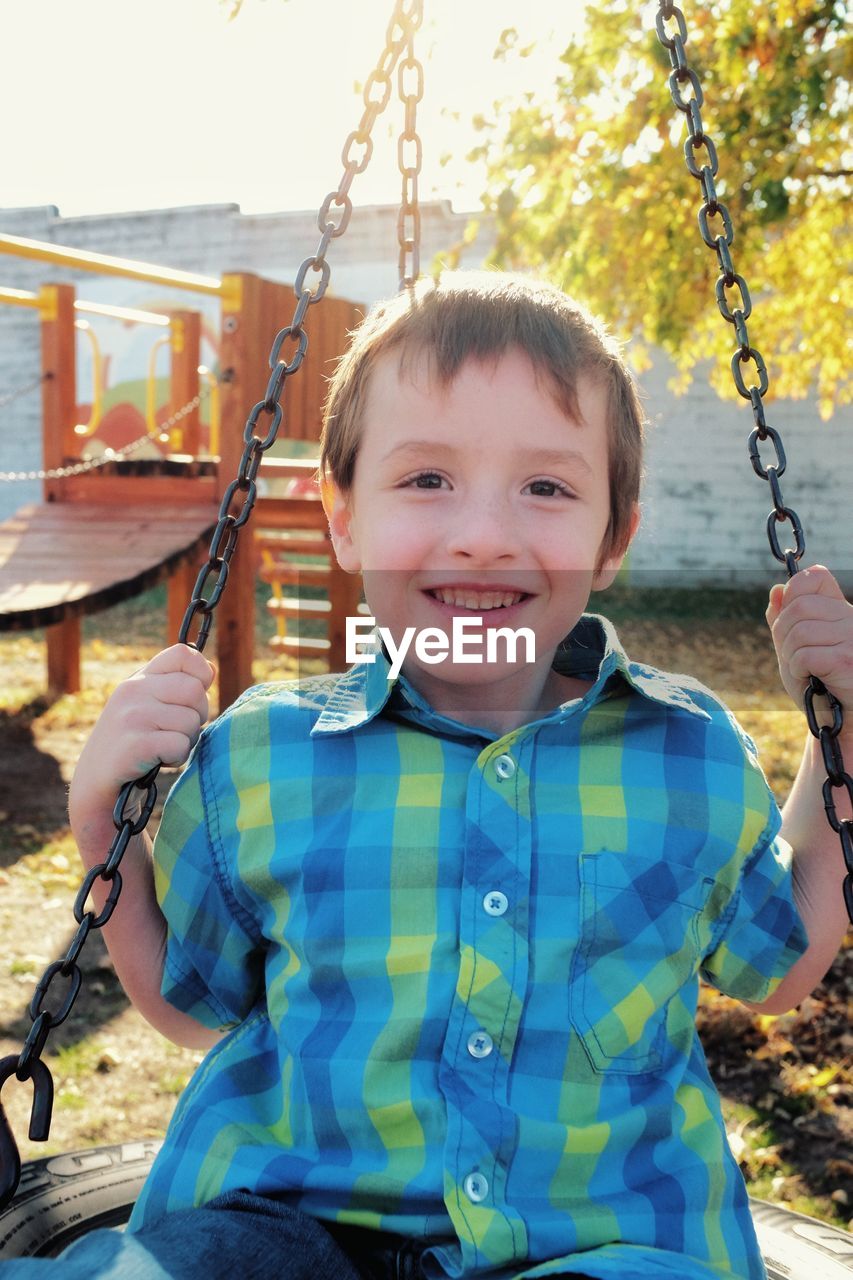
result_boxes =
[0,234,365,709]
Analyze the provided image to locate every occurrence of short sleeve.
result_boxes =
[700,827,809,1004]
[153,731,264,1029]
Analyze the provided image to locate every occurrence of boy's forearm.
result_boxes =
[69,804,221,1051]
[745,730,851,1015]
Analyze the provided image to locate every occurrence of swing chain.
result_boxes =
[0,0,423,1215]
[656,2,853,924]
[397,15,424,290]
[179,0,422,652]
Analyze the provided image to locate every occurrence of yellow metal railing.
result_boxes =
[73,299,171,327]
[73,320,103,437]
[0,286,170,327]
[0,286,41,310]
[0,233,223,296]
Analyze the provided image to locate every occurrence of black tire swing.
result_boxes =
[2,1140,852,1277]
[1,1,851,1271]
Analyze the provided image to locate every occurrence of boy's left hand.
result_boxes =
[767,565,853,741]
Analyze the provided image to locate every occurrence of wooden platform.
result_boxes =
[0,501,218,631]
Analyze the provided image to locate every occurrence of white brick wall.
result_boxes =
[0,201,849,589]
[636,353,852,589]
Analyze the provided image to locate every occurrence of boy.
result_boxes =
[5,272,850,1279]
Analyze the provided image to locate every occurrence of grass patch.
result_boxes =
[56,1089,87,1113]
[53,1038,104,1082]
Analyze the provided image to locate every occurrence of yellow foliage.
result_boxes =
[479,1,850,416]
[811,1065,841,1090]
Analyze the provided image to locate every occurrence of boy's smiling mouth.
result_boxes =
[423,585,534,616]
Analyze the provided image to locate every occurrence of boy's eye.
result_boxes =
[527,478,574,498]
[404,471,445,489]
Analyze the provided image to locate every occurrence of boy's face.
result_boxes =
[324,347,639,728]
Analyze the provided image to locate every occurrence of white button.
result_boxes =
[467,1030,494,1059]
[483,890,508,917]
[493,754,516,780]
[463,1172,489,1203]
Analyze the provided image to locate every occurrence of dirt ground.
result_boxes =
[0,593,850,1228]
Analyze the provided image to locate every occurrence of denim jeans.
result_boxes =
[0,1191,431,1280]
[0,1191,602,1279]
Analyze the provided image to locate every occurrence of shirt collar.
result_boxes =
[310,612,711,738]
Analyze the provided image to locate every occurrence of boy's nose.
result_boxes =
[443,498,518,563]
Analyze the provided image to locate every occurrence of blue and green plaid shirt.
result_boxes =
[129,615,808,1279]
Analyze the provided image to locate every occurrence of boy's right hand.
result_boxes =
[70,644,215,818]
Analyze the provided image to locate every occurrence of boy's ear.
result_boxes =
[320,476,361,574]
[592,503,641,592]
[319,475,336,520]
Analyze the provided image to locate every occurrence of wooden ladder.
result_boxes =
[255,462,365,674]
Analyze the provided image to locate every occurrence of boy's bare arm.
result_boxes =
[68,644,224,1051]
[743,567,853,1015]
[743,732,852,1014]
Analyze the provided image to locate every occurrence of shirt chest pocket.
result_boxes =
[569,850,713,1076]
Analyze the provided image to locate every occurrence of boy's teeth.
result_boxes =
[431,589,524,610]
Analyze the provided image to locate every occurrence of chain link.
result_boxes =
[396,9,424,291]
[0,372,47,411]
[656,1,852,922]
[0,0,422,1215]
[0,386,212,482]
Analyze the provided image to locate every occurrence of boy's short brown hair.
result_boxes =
[318,271,645,564]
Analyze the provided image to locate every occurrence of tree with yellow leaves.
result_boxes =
[466,1,849,418]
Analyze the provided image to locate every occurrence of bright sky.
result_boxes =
[5,0,593,219]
